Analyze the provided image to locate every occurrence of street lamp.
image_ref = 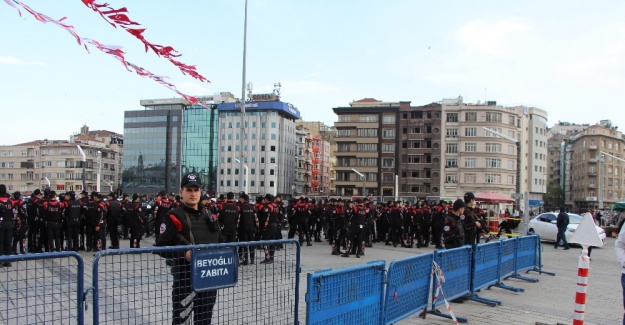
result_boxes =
[102,179,114,193]
[44,177,50,189]
[235,158,249,194]
[352,168,366,197]
[96,151,102,193]
[76,145,87,192]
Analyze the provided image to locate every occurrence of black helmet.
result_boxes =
[464,192,475,203]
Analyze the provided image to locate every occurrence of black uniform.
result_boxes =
[43,200,63,252]
[443,211,464,249]
[153,198,173,242]
[156,205,221,325]
[218,201,240,243]
[0,196,14,257]
[260,202,280,262]
[36,197,49,252]
[26,196,39,252]
[431,206,446,248]
[65,199,83,252]
[330,205,346,254]
[126,201,144,248]
[11,198,27,254]
[462,208,478,246]
[107,199,122,249]
[344,205,367,257]
[238,201,258,264]
[420,207,432,248]
[292,201,311,245]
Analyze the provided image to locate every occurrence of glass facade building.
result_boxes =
[182,106,219,193]
[122,107,183,195]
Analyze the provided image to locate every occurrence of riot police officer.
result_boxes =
[65,191,82,252]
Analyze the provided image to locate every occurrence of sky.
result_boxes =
[1,1,624,145]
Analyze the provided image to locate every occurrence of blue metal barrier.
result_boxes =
[306,260,386,325]
[469,241,502,306]
[93,239,300,325]
[383,253,433,325]
[0,252,84,324]
[494,238,524,292]
[515,234,555,278]
[429,246,472,323]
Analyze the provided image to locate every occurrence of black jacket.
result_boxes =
[556,212,569,229]
[443,211,465,249]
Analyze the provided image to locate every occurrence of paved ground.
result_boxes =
[1,232,622,324]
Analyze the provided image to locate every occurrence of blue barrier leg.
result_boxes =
[512,273,539,282]
[468,293,501,307]
[427,309,468,323]
[528,238,556,276]
[492,281,524,292]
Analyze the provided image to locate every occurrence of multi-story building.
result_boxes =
[311,135,331,195]
[123,93,235,195]
[216,100,299,196]
[547,122,589,207]
[515,106,549,206]
[398,102,443,199]
[294,125,312,195]
[295,121,334,195]
[440,97,522,200]
[570,121,625,210]
[0,125,121,194]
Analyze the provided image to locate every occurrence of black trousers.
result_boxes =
[295,218,310,243]
[66,221,80,252]
[431,224,444,248]
[129,222,144,248]
[107,219,120,249]
[0,222,13,256]
[12,221,27,254]
[46,222,62,252]
[331,221,346,252]
[238,229,256,262]
[171,264,217,325]
[261,223,278,260]
[27,217,38,252]
[347,228,364,255]
[419,225,430,247]
[389,224,404,246]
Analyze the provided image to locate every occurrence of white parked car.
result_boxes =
[528,212,606,245]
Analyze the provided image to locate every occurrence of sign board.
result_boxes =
[192,247,238,292]
[511,193,523,199]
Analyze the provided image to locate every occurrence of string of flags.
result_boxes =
[3,0,210,108]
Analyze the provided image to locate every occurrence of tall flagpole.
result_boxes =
[239,0,248,193]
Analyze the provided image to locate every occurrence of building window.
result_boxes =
[270,181,275,187]
[508,160,515,170]
[465,143,477,152]
[271,122,277,128]
[382,158,394,167]
[270,157,276,164]
[446,143,458,153]
[357,143,377,152]
[485,127,503,137]
[485,112,502,122]
[382,115,395,124]
[485,173,501,183]
[382,129,395,138]
[446,113,458,122]
[465,173,476,183]
[465,158,476,168]
[337,143,351,152]
[509,115,515,125]
[465,112,477,121]
[485,158,502,168]
[357,128,378,137]
[507,175,514,184]
[382,173,394,182]
[446,128,458,137]
[485,143,502,153]
[271,134,277,140]
[359,115,378,123]
[446,174,457,183]
[465,127,476,137]
[338,116,351,122]
[383,144,395,153]
[270,146,276,151]
[446,159,457,168]
[337,129,351,137]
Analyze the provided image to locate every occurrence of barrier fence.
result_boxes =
[93,239,300,325]
[383,253,433,325]
[306,261,386,325]
[0,251,84,324]
[304,235,554,325]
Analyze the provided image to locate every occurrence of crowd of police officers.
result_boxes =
[0,179,501,267]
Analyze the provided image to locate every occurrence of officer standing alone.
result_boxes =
[156,172,221,325]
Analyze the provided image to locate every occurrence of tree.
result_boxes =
[543,185,564,210]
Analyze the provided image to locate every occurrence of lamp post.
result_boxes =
[76,145,87,192]
[96,151,102,193]
[102,179,114,193]
[238,0,249,193]
[352,168,366,196]
[235,158,249,194]
[44,177,50,189]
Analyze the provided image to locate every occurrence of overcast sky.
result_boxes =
[1,1,623,145]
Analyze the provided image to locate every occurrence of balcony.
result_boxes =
[588,184,596,188]
[588,144,597,150]
[586,197,597,202]
[588,171,596,176]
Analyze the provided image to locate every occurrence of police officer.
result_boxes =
[11,191,27,254]
[26,189,41,253]
[37,189,50,252]
[217,192,240,243]
[126,194,144,248]
[462,192,481,246]
[293,197,312,246]
[120,193,130,239]
[431,201,447,249]
[65,191,82,252]
[105,193,121,249]
[443,199,465,249]
[238,193,258,265]
[260,194,280,263]
[43,191,64,252]
[330,199,346,255]
[78,190,89,251]
[153,190,173,242]
[156,172,221,324]
[342,198,367,258]
[0,185,14,265]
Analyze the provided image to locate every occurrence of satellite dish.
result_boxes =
[569,212,604,247]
